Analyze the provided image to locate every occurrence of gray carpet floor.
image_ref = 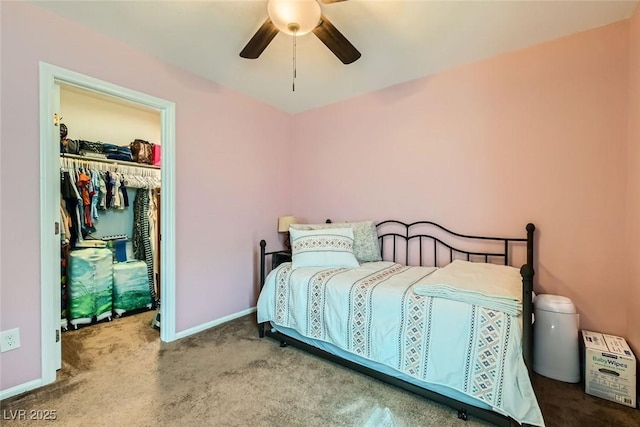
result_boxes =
[1,311,638,426]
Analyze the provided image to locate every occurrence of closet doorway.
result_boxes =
[39,62,177,387]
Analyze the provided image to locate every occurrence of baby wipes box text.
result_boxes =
[582,330,636,408]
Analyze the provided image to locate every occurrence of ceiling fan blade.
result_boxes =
[240,19,279,59]
[312,15,361,64]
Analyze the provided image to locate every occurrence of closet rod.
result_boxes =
[61,153,161,170]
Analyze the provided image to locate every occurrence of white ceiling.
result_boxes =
[30,0,638,114]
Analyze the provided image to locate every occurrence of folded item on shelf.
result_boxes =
[75,239,107,248]
[101,143,119,153]
[106,153,134,162]
[79,150,108,159]
[79,139,105,153]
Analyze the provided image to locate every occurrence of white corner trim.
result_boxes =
[174,307,257,340]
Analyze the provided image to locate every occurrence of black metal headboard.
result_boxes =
[375,220,535,269]
[323,218,536,370]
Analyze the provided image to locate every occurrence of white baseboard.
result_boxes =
[174,307,256,340]
[0,378,43,401]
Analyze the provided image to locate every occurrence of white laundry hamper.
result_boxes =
[533,294,580,383]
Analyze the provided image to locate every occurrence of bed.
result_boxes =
[257,220,543,426]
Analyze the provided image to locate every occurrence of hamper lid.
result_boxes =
[534,294,576,314]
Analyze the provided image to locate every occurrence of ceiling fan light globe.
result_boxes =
[267,0,321,36]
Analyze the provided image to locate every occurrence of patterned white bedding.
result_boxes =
[257,261,544,426]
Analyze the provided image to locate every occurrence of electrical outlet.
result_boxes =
[0,328,21,352]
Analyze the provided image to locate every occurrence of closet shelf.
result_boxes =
[61,153,160,170]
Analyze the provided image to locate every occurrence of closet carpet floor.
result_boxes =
[1,311,639,427]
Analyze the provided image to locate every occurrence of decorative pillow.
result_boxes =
[290,228,360,269]
[290,220,381,263]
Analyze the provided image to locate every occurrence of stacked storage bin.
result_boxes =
[112,261,152,316]
[68,248,113,328]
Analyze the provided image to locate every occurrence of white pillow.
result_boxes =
[290,227,360,269]
[290,220,381,263]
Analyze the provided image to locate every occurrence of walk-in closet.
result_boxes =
[58,84,162,349]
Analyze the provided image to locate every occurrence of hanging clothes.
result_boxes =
[76,170,93,229]
[133,188,156,304]
[60,170,83,247]
[120,176,129,207]
[148,188,159,299]
[98,171,107,210]
[105,171,115,208]
[90,170,100,220]
[59,200,72,244]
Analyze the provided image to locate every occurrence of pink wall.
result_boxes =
[293,22,631,337]
[0,2,292,391]
[627,4,640,356]
[1,0,637,396]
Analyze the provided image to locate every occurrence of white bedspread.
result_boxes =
[257,261,544,426]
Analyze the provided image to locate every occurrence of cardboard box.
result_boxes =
[582,330,636,408]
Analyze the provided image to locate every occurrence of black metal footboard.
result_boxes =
[257,221,536,426]
[258,242,291,339]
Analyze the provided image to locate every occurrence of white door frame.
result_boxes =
[39,62,177,386]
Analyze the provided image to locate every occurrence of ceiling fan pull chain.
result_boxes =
[292,28,297,92]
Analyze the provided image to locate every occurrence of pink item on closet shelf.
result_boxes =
[152,144,161,166]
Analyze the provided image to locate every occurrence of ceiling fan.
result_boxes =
[239,0,361,65]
